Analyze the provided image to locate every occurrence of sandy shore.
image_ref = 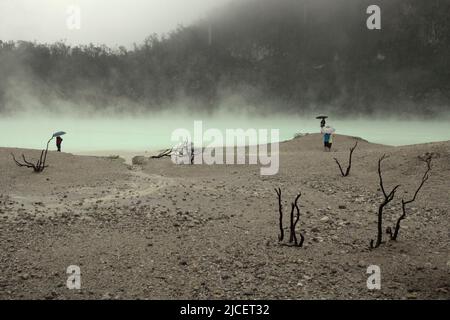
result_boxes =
[0,134,449,299]
[74,150,153,165]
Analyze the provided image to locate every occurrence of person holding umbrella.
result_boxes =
[51,131,66,152]
[316,115,328,128]
[321,125,335,152]
[56,136,63,152]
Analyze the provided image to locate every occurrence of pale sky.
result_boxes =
[0,0,231,48]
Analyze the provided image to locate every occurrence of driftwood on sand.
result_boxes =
[151,148,173,159]
[151,141,196,165]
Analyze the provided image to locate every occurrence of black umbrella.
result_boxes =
[316,115,328,120]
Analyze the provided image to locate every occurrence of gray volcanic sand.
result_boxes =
[0,134,449,299]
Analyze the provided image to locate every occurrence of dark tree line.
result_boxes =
[1,0,449,115]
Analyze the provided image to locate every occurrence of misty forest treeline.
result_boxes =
[0,0,449,116]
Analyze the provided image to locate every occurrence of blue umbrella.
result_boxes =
[52,131,67,138]
[46,131,67,149]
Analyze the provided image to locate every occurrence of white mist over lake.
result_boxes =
[1,115,449,154]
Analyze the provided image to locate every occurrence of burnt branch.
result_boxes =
[288,193,303,246]
[292,193,304,247]
[298,233,305,247]
[370,155,400,249]
[151,148,173,159]
[275,189,304,247]
[152,142,196,165]
[289,203,296,244]
[190,142,195,165]
[11,151,49,173]
[275,188,284,242]
[334,158,346,177]
[334,142,358,177]
[390,156,432,241]
[11,153,32,168]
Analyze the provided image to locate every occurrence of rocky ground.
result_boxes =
[0,134,449,300]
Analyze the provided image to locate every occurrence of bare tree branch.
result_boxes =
[370,155,400,249]
[275,189,304,247]
[11,151,49,173]
[275,188,284,242]
[22,154,37,168]
[151,148,173,159]
[11,153,33,168]
[292,193,304,247]
[334,142,358,177]
[289,203,296,244]
[334,158,346,177]
[389,156,432,241]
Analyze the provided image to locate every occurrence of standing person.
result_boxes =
[321,125,335,152]
[325,132,333,151]
[56,136,63,152]
[316,116,328,128]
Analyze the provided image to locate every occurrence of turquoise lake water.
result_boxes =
[1,114,449,153]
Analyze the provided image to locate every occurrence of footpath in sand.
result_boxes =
[0,134,449,299]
